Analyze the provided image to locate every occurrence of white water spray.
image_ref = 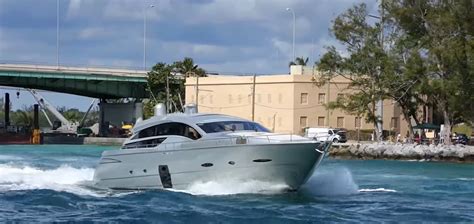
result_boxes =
[179,179,290,196]
[0,164,100,196]
[301,167,360,196]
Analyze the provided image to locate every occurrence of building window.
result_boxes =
[228,94,233,104]
[237,94,242,104]
[318,116,325,126]
[318,93,326,104]
[391,117,399,129]
[278,93,283,104]
[300,93,308,104]
[300,116,308,128]
[337,117,344,128]
[355,117,361,128]
[200,95,205,104]
[268,94,272,103]
[337,93,344,99]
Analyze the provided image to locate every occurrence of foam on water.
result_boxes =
[0,164,102,196]
[300,167,359,196]
[178,179,290,196]
[456,178,474,181]
[359,188,397,193]
[0,162,399,197]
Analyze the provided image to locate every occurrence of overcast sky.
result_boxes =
[0,0,376,110]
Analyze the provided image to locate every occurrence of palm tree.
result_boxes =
[289,56,309,67]
[173,57,206,77]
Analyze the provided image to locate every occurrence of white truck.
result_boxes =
[305,127,347,143]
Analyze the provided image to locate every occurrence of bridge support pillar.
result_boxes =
[4,93,10,127]
[98,101,143,137]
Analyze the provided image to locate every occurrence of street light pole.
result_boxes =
[286,8,296,62]
[369,1,384,142]
[143,4,154,70]
[56,0,59,69]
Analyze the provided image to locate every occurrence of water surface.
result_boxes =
[0,145,473,222]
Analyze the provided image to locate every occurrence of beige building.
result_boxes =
[185,66,409,137]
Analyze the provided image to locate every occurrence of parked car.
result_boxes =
[453,133,469,145]
[305,127,347,143]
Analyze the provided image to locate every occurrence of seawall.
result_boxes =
[83,137,125,146]
[329,143,474,163]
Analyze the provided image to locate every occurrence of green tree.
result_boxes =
[11,107,33,127]
[387,0,474,144]
[145,57,206,118]
[316,3,387,141]
[173,57,207,77]
[63,108,82,122]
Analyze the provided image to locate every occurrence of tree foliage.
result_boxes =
[145,57,206,118]
[317,0,474,144]
[387,0,474,144]
[316,3,387,140]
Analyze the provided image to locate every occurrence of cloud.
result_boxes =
[66,0,82,19]
[1,0,377,73]
[78,27,110,39]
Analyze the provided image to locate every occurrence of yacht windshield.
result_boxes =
[197,121,270,133]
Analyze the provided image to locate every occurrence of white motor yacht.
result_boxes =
[93,104,331,191]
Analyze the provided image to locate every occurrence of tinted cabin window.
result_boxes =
[197,121,270,134]
[139,126,156,138]
[138,122,201,140]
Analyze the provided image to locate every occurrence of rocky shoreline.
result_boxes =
[328,143,474,163]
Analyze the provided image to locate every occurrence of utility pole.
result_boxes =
[195,75,199,110]
[286,8,296,61]
[143,4,155,70]
[326,79,330,127]
[166,72,170,113]
[376,0,384,142]
[56,0,60,69]
[369,1,385,142]
[251,74,256,121]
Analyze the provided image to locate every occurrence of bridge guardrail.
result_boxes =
[0,62,147,77]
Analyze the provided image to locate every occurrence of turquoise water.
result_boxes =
[0,145,473,222]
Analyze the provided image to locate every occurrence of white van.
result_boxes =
[305,127,347,143]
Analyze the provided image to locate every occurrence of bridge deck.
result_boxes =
[0,64,150,99]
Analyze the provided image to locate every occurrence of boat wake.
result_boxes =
[359,188,397,193]
[0,164,104,196]
[0,163,397,197]
[300,167,359,196]
[175,179,290,196]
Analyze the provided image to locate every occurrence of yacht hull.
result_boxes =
[93,142,328,190]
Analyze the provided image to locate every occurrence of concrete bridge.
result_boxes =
[0,64,149,99]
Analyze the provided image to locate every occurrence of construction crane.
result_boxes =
[27,89,79,134]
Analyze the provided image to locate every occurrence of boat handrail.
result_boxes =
[121,133,317,150]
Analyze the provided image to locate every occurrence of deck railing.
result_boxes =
[121,133,323,151]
